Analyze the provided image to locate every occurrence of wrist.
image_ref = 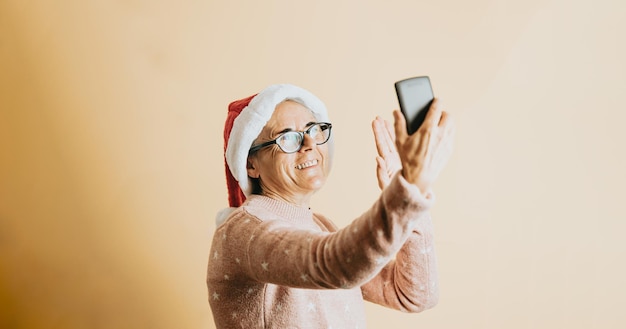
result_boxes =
[400,169,430,193]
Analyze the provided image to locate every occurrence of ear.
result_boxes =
[247,158,260,178]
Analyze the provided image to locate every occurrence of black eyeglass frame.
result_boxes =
[248,122,333,155]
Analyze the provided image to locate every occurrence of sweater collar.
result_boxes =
[245,194,313,223]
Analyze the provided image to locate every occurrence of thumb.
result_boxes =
[375,156,387,190]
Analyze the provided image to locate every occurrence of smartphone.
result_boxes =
[394,76,434,135]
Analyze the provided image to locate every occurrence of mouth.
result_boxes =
[295,159,318,170]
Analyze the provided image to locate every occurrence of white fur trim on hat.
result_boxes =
[225,84,331,196]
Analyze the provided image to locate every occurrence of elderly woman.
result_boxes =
[207,84,454,328]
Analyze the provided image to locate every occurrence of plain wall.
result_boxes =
[1,0,625,328]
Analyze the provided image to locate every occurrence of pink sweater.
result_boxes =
[207,174,439,328]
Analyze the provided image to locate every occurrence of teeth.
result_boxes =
[296,159,318,170]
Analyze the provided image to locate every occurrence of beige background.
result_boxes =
[1,0,625,328]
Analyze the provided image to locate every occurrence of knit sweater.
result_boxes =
[207,174,439,329]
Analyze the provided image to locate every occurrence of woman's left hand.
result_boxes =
[372,116,402,190]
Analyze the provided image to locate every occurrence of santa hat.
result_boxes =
[218,84,331,225]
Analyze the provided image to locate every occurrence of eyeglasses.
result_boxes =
[248,122,332,155]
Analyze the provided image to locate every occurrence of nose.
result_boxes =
[298,133,316,152]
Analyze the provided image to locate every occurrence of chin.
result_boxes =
[308,178,326,191]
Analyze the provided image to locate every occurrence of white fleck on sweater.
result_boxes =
[207,174,439,328]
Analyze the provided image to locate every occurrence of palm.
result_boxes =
[372,116,402,190]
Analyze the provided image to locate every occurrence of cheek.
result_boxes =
[320,147,331,170]
[262,152,293,177]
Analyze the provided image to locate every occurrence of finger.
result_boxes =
[423,98,443,127]
[385,117,396,141]
[438,110,451,126]
[382,118,396,153]
[376,156,386,174]
[376,156,389,189]
[438,111,456,137]
[372,117,388,156]
[374,117,395,157]
[441,111,456,143]
[393,110,408,146]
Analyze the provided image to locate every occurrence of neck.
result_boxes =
[261,189,312,208]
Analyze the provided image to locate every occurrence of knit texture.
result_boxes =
[207,174,439,328]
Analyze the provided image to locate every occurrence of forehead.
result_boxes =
[265,100,317,129]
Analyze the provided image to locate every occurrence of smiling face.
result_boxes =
[246,100,330,206]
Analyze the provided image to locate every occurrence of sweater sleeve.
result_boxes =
[360,212,439,313]
[215,173,434,290]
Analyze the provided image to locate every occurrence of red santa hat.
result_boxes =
[220,84,331,222]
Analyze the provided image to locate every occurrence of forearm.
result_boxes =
[361,213,439,313]
[240,174,434,289]
[305,174,435,288]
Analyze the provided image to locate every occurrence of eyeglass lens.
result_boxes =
[277,123,330,153]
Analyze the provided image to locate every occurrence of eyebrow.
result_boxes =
[274,121,317,135]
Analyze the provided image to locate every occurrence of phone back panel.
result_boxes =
[395,76,434,134]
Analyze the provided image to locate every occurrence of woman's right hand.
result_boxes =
[393,98,455,193]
